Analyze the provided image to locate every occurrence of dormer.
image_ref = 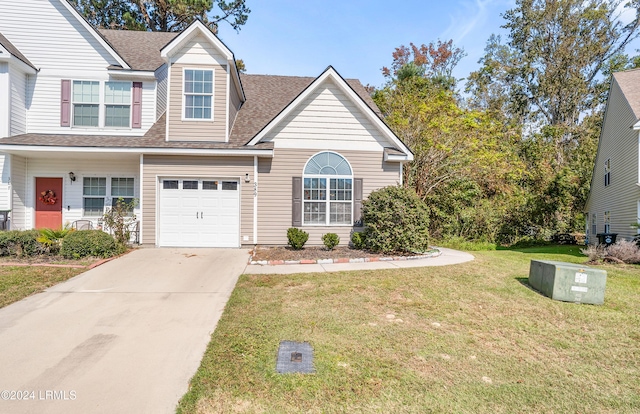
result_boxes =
[161,20,245,143]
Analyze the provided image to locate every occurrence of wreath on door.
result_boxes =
[39,190,57,205]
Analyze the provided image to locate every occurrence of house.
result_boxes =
[585,69,640,243]
[0,0,412,247]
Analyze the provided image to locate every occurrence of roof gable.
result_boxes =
[0,32,37,72]
[246,66,413,160]
[160,19,232,61]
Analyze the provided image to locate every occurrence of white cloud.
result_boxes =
[441,0,513,43]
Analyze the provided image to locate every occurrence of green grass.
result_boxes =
[178,246,640,413]
[0,266,86,308]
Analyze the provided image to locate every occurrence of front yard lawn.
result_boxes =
[0,263,89,308]
[178,245,640,413]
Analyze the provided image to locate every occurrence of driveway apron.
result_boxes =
[0,248,249,414]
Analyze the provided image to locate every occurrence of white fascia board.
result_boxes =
[160,20,232,61]
[632,119,640,130]
[0,145,273,157]
[0,52,37,75]
[57,0,130,69]
[229,59,246,102]
[247,66,414,161]
[107,70,157,80]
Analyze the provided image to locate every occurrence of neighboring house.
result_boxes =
[585,69,640,243]
[0,0,412,247]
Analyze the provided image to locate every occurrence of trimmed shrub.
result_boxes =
[362,186,430,254]
[0,230,45,257]
[350,231,367,250]
[60,230,123,259]
[322,233,340,250]
[287,227,309,250]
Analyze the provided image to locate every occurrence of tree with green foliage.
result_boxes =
[70,0,250,32]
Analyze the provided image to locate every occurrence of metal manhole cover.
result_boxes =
[276,341,314,373]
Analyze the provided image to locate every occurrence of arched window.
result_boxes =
[302,152,353,225]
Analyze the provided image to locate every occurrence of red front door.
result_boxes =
[35,177,63,229]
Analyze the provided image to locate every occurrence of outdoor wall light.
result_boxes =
[68,172,76,182]
[245,173,250,183]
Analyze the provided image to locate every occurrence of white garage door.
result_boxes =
[158,178,240,247]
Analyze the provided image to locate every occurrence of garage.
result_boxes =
[158,178,240,247]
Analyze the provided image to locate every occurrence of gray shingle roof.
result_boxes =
[98,29,178,71]
[0,73,379,150]
[613,69,640,121]
[0,32,36,70]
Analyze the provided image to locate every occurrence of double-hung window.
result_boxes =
[303,152,353,225]
[604,211,611,233]
[111,178,135,214]
[604,158,611,187]
[591,213,597,236]
[72,81,132,127]
[73,81,100,127]
[83,177,107,217]
[184,69,213,120]
[104,82,131,127]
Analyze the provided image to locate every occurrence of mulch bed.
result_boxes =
[250,246,440,264]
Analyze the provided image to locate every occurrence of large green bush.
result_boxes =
[60,230,123,259]
[0,230,46,257]
[362,186,430,253]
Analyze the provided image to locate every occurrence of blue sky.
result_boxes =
[218,0,516,88]
[217,0,640,89]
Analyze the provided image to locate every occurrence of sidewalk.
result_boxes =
[243,247,474,274]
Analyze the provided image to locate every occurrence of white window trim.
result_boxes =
[604,211,611,234]
[181,67,215,122]
[82,176,136,218]
[71,80,133,130]
[301,151,354,227]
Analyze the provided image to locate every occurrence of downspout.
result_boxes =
[253,155,258,245]
[399,162,403,186]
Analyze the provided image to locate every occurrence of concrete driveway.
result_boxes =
[0,248,249,414]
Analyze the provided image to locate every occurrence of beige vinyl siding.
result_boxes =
[229,80,242,133]
[141,155,254,245]
[257,149,401,246]
[586,79,640,242]
[10,155,26,230]
[263,78,389,152]
[167,63,227,141]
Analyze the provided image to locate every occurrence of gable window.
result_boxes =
[302,152,352,225]
[184,69,213,120]
[83,177,106,216]
[604,158,611,187]
[105,82,131,127]
[73,81,100,127]
[604,211,611,233]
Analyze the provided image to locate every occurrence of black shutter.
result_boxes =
[354,178,363,227]
[292,177,302,226]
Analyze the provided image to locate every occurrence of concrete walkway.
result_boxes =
[0,248,248,414]
[244,247,474,274]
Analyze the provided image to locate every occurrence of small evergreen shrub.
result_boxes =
[61,230,123,259]
[287,227,309,250]
[350,231,367,250]
[0,230,45,257]
[362,186,430,254]
[37,226,72,254]
[322,233,340,250]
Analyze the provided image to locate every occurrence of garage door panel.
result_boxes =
[159,178,240,247]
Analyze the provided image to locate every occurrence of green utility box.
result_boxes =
[528,260,607,305]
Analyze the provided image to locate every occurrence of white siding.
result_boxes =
[9,64,27,136]
[0,0,156,136]
[172,33,227,66]
[586,79,640,242]
[11,156,27,230]
[11,157,139,230]
[263,78,389,152]
[155,64,168,119]
[0,155,11,210]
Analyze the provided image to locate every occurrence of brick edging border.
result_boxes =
[249,248,442,266]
